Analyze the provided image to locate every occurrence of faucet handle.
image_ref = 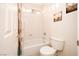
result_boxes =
[43,32,46,35]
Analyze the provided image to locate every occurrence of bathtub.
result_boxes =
[22,38,49,56]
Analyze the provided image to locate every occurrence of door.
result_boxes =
[0,3,18,56]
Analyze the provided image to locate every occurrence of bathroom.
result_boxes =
[0,3,78,56]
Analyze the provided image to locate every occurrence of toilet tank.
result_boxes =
[50,37,64,51]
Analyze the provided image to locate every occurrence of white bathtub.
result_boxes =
[22,38,49,56]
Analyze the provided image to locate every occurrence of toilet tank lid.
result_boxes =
[50,37,64,42]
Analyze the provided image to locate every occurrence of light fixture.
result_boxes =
[26,8,32,13]
[22,8,32,13]
[32,9,41,14]
[36,11,41,14]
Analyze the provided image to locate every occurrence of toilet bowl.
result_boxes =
[40,37,64,56]
[40,46,57,56]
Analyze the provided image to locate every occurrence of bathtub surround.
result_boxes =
[22,4,44,55]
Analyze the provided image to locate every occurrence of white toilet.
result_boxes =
[40,37,64,56]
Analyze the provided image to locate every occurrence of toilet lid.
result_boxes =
[40,46,56,55]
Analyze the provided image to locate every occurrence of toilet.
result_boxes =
[40,37,64,56]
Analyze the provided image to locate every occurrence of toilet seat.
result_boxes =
[40,46,57,56]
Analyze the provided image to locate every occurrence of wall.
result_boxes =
[43,4,77,56]
[0,4,18,55]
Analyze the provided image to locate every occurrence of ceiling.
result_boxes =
[22,3,56,10]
